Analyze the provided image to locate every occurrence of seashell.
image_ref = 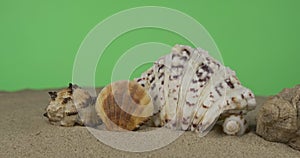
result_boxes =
[222,115,247,136]
[44,83,101,127]
[95,80,154,131]
[256,85,300,151]
[135,44,256,136]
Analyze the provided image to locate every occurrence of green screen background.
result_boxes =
[1,0,299,96]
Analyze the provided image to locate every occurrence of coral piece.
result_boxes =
[95,80,153,131]
[135,44,256,136]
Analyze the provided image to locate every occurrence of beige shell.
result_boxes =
[256,85,300,151]
[44,83,101,127]
[95,80,153,131]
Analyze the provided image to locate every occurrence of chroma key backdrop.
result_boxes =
[0,0,299,96]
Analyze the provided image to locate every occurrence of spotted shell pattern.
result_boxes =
[44,84,101,127]
[135,44,256,136]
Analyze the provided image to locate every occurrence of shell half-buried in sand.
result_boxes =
[95,80,154,131]
[44,83,101,127]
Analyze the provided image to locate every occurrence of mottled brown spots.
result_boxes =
[182,117,189,125]
[243,119,247,125]
[231,97,236,102]
[241,94,245,99]
[73,84,79,89]
[196,70,203,78]
[215,87,222,96]
[158,73,164,79]
[190,88,198,93]
[136,78,142,82]
[129,83,142,105]
[150,83,156,90]
[226,100,230,105]
[66,111,78,116]
[48,91,57,100]
[43,112,49,119]
[165,119,171,123]
[202,104,209,109]
[68,83,73,89]
[172,75,179,80]
[67,90,72,95]
[150,77,155,84]
[201,64,213,73]
[219,83,224,89]
[180,56,188,61]
[182,48,191,56]
[191,79,198,83]
[171,54,180,59]
[62,97,71,104]
[153,95,158,101]
[158,65,164,71]
[225,79,235,89]
[186,101,195,107]
[198,76,210,83]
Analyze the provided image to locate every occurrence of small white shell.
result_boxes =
[223,115,247,136]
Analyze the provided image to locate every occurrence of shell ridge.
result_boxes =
[173,45,197,129]
[178,48,204,130]
[166,45,193,129]
[187,51,225,129]
[190,65,226,131]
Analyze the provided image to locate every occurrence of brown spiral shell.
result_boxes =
[95,80,153,131]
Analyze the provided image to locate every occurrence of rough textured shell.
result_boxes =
[95,80,154,131]
[135,44,256,135]
[44,83,101,126]
[256,85,300,150]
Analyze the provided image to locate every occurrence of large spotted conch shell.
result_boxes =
[135,44,256,136]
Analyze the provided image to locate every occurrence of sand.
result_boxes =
[0,88,299,158]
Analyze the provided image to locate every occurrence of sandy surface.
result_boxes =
[0,89,299,158]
